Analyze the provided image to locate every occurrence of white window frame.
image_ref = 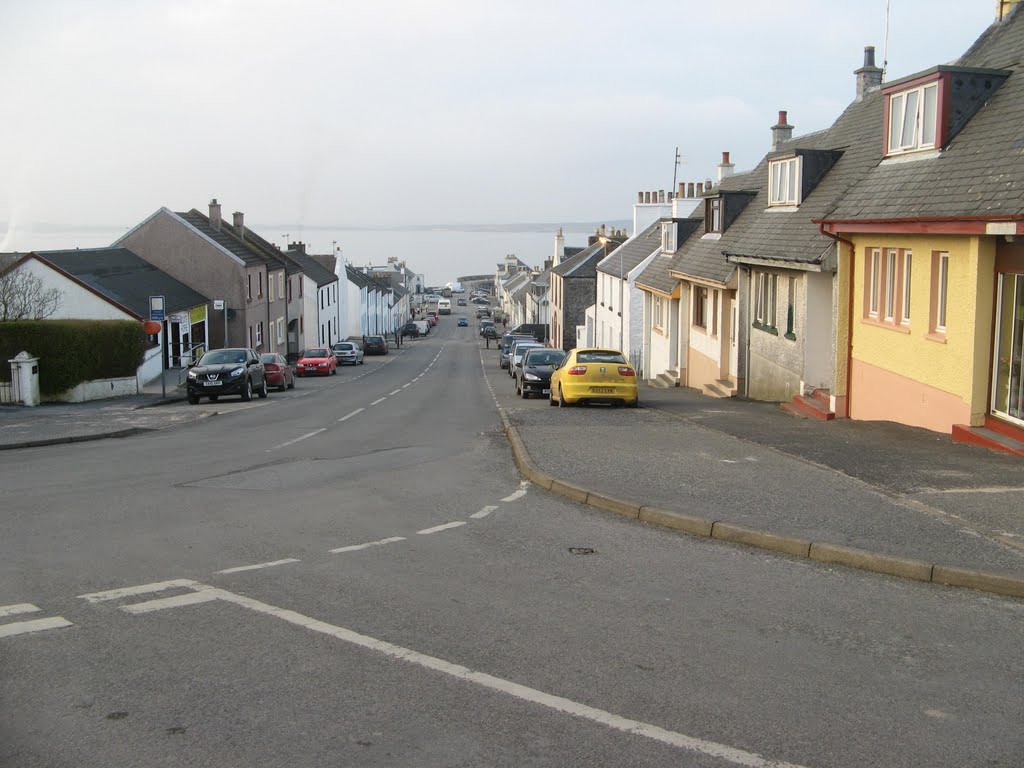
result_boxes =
[277,317,285,345]
[901,251,913,325]
[694,286,709,329]
[255,321,263,348]
[662,222,676,252]
[884,249,897,321]
[868,248,881,317]
[936,252,949,332]
[279,275,285,300]
[268,274,275,303]
[653,295,665,330]
[755,272,778,328]
[887,82,939,155]
[768,156,801,206]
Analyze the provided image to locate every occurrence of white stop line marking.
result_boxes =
[0,617,73,638]
[0,603,41,618]
[94,581,808,768]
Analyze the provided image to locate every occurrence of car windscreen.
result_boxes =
[333,344,353,351]
[524,350,565,366]
[513,345,541,358]
[367,337,383,342]
[305,349,329,358]
[259,354,277,364]
[200,350,246,365]
[576,350,627,364]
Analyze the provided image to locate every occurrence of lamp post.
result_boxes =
[599,235,626,352]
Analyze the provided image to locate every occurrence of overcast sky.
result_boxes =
[0,0,1002,250]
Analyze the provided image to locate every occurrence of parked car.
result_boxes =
[457,317,469,326]
[472,297,491,305]
[480,320,497,337]
[414,320,431,336]
[515,348,567,399]
[186,347,267,404]
[364,335,388,355]
[457,298,467,306]
[499,333,536,368]
[297,348,338,376]
[331,341,364,366]
[549,348,638,407]
[427,314,438,326]
[259,352,295,391]
[507,323,547,344]
[508,340,543,377]
[401,322,420,338]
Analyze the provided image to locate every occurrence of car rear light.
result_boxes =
[264,363,279,372]
[618,367,636,376]
[567,366,588,375]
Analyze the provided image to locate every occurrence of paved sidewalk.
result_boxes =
[499,382,1024,597]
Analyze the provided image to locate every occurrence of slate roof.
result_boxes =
[33,248,209,318]
[596,220,661,276]
[286,249,339,288]
[312,254,337,274]
[635,218,702,295]
[826,7,1024,221]
[670,83,885,282]
[346,265,375,290]
[0,253,24,274]
[176,210,275,268]
[533,269,550,288]
[551,242,604,279]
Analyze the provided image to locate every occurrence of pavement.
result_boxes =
[2,371,1022,599]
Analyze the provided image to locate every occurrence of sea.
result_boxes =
[5,222,631,287]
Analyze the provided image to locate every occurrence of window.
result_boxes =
[901,252,913,324]
[887,82,939,154]
[769,157,801,206]
[653,295,665,330]
[705,198,722,233]
[884,249,897,321]
[247,274,252,302]
[277,317,284,345]
[299,279,303,298]
[279,275,285,300]
[754,273,778,331]
[287,278,292,302]
[711,289,719,336]
[255,321,263,348]
[269,274,275,303]
[931,251,950,334]
[694,286,709,329]
[785,277,796,339]
[868,248,881,317]
[248,326,253,347]
[662,222,676,252]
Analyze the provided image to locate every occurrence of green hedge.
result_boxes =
[0,320,145,395]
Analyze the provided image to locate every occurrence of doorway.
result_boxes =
[992,273,1024,425]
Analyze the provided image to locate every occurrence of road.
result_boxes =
[1,310,1022,768]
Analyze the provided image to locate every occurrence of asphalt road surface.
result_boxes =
[2,311,1022,768]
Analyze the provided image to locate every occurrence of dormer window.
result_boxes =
[768,157,801,206]
[887,82,938,155]
[705,198,722,233]
[661,221,677,252]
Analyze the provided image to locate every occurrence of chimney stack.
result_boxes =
[717,151,735,181]
[289,241,307,254]
[554,227,564,266]
[998,0,1022,21]
[209,198,222,231]
[854,46,883,101]
[232,211,244,239]
[772,111,794,149]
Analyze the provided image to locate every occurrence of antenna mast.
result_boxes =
[672,147,683,195]
[882,0,891,80]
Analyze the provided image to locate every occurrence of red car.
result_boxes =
[295,348,337,377]
[259,353,295,391]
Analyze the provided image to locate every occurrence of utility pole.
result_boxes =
[672,147,683,195]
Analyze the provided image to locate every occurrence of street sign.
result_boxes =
[213,299,225,310]
[149,295,165,321]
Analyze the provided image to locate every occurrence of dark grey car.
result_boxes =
[186,347,268,404]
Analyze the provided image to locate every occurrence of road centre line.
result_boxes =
[0,616,73,638]
[215,559,300,574]
[501,488,528,502]
[80,579,198,603]
[417,521,466,535]
[117,582,807,768]
[0,603,40,618]
[339,408,365,422]
[402,383,411,388]
[389,389,401,396]
[470,506,498,519]
[330,536,405,554]
[268,428,326,451]
[370,397,387,406]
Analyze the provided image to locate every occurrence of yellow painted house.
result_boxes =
[821,3,1024,452]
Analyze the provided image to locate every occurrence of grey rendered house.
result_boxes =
[549,241,605,351]
[115,200,288,355]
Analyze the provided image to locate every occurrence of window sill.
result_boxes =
[925,331,947,344]
[752,322,778,336]
[784,332,797,341]
[766,204,800,212]
[860,316,911,334]
[701,232,722,241]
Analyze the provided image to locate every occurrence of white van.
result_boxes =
[413,320,431,336]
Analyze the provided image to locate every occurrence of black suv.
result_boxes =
[186,347,267,404]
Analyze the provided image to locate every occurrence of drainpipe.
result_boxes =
[744,266,752,398]
[818,222,856,417]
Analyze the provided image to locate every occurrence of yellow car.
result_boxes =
[549,348,638,407]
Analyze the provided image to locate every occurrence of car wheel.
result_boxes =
[558,385,568,407]
[258,377,268,398]
[331,367,337,375]
[360,359,364,365]
[520,384,530,399]
[241,378,252,402]
[627,399,638,408]
[187,393,200,405]
[287,376,295,390]
[549,392,558,406]
[209,395,219,402]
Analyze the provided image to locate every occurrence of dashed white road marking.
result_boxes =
[402,383,411,388]
[215,558,300,574]
[0,616,73,638]
[389,389,401,396]
[268,428,326,451]
[330,536,406,554]
[0,603,41,618]
[339,408,365,422]
[79,579,198,604]
[470,505,498,519]
[371,397,387,406]
[417,521,466,535]
[122,590,218,615]
[501,488,528,502]
[108,581,808,768]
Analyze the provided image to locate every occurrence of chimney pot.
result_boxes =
[687,182,695,198]
[678,182,685,197]
[778,110,788,125]
[658,190,665,203]
[854,45,884,101]
[722,151,730,164]
[771,112,794,149]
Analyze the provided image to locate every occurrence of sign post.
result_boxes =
[214,299,226,347]
[150,296,167,398]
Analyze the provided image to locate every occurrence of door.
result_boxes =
[992,273,1024,425]
[729,298,739,379]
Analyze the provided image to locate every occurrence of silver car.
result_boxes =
[508,340,543,377]
[331,341,364,365]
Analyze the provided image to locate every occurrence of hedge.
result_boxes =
[0,320,145,395]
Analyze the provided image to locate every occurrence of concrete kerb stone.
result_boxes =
[496,407,1024,600]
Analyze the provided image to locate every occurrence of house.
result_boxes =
[9,248,209,387]
[550,238,608,351]
[819,2,1024,450]
[526,269,551,329]
[283,243,340,351]
[115,200,288,356]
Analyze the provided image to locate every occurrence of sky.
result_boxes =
[0,0,1003,253]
